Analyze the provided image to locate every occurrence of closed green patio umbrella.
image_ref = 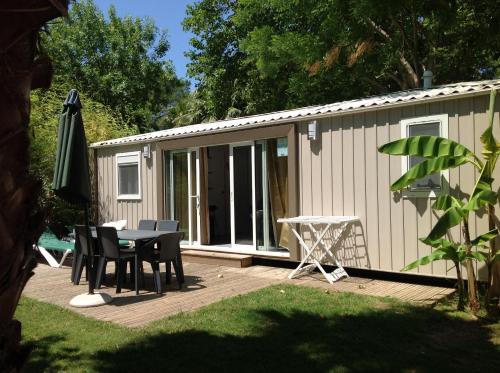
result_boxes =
[53,89,90,206]
[52,89,111,306]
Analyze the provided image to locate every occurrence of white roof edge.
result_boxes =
[91,79,500,148]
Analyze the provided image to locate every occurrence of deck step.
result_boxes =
[181,250,253,268]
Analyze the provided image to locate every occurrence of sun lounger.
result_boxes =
[35,231,75,268]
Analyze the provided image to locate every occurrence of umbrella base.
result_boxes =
[69,292,113,308]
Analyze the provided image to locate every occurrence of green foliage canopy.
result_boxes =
[43,0,187,132]
[184,0,500,122]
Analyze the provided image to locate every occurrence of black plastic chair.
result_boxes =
[73,225,97,285]
[138,219,157,230]
[134,220,158,280]
[157,220,179,232]
[141,232,184,294]
[157,220,182,283]
[95,226,135,293]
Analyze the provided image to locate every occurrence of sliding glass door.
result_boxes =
[167,138,288,252]
[169,148,200,245]
[229,139,289,251]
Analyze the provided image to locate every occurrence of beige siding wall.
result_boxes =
[96,143,161,229]
[298,94,500,279]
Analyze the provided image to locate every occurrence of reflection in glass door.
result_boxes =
[169,149,200,245]
[255,140,278,251]
[230,143,255,246]
[170,151,188,239]
[255,141,268,250]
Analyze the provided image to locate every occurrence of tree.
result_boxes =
[184,0,500,121]
[157,91,214,128]
[43,0,187,132]
[0,1,67,371]
[378,89,500,312]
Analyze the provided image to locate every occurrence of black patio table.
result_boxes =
[91,229,176,295]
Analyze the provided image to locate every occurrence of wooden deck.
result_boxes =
[23,261,455,328]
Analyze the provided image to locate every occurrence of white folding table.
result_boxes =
[278,216,359,284]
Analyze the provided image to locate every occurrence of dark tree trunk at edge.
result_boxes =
[0,2,67,371]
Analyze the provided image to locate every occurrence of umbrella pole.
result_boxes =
[84,203,95,295]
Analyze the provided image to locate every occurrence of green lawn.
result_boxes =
[16,285,500,372]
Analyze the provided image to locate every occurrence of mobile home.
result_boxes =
[91,79,500,279]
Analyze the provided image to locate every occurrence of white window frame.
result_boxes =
[400,114,449,198]
[116,151,141,200]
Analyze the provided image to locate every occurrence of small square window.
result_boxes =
[116,152,141,199]
[407,122,440,190]
[118,163,139,195]
[400,114,448,197]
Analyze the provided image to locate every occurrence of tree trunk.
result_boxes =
[454,261,465,311]
[0,2,66,372]
[462,221,480,312]
[365,17,420,89]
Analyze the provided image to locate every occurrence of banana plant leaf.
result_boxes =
[402,245,460,271]
[390,155,468,191]
[426,193,497,241]
[424,206,468,241]
[378,136,475,158]
[470,229,499,246]
[480,89,499,160]
[464,190,497,211]
[466,251,489,262]
[473,164,495,194]
[432,195,463,211]
[419,237,456,249]
[466,162,498,219]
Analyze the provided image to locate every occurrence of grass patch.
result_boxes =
[16,285,500,372]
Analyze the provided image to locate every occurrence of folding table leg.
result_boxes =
[308,222,351,282]
[288,223,332,279]
[287,227,315,279]
[312,258,335,285]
